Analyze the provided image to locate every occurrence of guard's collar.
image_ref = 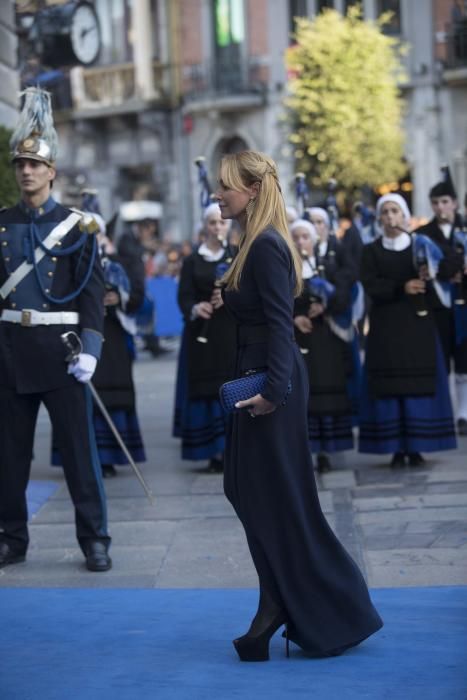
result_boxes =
[20,195,56,219]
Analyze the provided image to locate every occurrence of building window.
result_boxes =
[95,0,133,64]
[290,0,308,32]
[214,0,245,48]
[213,0,246,91]
[343,0,359,13]
[317,0,334,12]
[376,0,401,35]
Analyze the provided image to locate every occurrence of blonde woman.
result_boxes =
[216,151,382,662]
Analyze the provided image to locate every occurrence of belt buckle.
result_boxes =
[20,310,32,327]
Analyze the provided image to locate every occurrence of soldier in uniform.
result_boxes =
[0,88,111,571]
[415,171,467,435]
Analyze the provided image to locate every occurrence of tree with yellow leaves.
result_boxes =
[285,8,407,190]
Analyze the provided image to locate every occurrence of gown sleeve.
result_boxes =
[251,232,294,405]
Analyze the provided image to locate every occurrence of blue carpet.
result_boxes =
[0,587,466,700]
[26,480,59,516]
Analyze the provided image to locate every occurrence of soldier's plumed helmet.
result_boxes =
[10,88,58,167]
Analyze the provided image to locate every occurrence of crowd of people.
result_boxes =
[173,168,466,476]
[1,87,466,662]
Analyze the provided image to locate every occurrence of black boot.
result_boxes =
[85,542,112,572]
[102,464,117,478]
[233,588,289,662]
[316,453,332,473]
[390,452,406,468]
[0,542,26,568]
[144,334,171,357]
[407,452,425,467]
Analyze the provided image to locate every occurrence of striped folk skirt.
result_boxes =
[359,342,457,454]
[172,333,227,461]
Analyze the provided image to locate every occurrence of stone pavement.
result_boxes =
[1,349,466,589]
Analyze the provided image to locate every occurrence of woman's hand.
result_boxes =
[404,279,426,295]
[194,301,214,319]
[308,302,324,319]
[235,393,276,417]
[210,287,224,310]
[294,315,312,334]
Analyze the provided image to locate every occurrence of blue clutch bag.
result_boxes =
[219,370,291,414]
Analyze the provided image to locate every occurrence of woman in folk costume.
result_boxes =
[52,213,146,477]
[173,203,236,472]
[359,193,457,466]
[292,211,357,472]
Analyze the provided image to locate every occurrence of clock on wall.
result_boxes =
[33,1,102,68]
[69,2,101,65]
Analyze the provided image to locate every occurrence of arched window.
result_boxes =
[211,135,250,176]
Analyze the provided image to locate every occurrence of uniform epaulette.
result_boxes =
[70,207,100,235]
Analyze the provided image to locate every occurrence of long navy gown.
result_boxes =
[223,227,383,656]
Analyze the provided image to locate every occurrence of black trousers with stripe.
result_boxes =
[0,382,110,556]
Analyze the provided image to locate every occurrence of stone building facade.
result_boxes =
[18,0,466,235]
[0,1,19,128]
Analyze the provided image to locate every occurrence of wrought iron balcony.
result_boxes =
[181,57,269,105]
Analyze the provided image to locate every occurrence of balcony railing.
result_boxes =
[181,58,269,103]
[445,20,467,68]
[69,61,170,113]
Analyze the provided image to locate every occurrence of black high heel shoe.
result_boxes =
[233,613,289,662]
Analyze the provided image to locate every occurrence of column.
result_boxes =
[132,0,155,99]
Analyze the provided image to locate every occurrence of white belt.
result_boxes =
[0,309,80,327]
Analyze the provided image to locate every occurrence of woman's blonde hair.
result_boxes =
[219,151,303,296]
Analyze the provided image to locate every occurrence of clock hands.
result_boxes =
[80,25,97,40]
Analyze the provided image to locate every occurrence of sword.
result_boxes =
[61,331,155,505]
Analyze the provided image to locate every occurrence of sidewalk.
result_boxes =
[1,350,466,590]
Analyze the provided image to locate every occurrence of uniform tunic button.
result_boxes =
[42,304,48,309]
[4,256,10,262]
[48,271,53,277]
[45,288,50,293]
[0,227,5,232]
[2,241,7,246]
[12,287,16,293]
[51,257,57,262]
[11,302,16,308]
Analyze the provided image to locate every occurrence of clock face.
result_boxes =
[70,2,101,65]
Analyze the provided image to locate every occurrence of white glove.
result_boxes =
[67,353,97,383]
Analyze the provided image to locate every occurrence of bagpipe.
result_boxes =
[295,172,310,218]
[102,255,130,303]
[300,239,364,349]
[438,164,467,343]
[411,232,451,316]
[452,230,467,346]
[324,178,339,235]
[453,230,467,306]
[193,156,234,344]
[100,252,138,338]
[194,156,213,214]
